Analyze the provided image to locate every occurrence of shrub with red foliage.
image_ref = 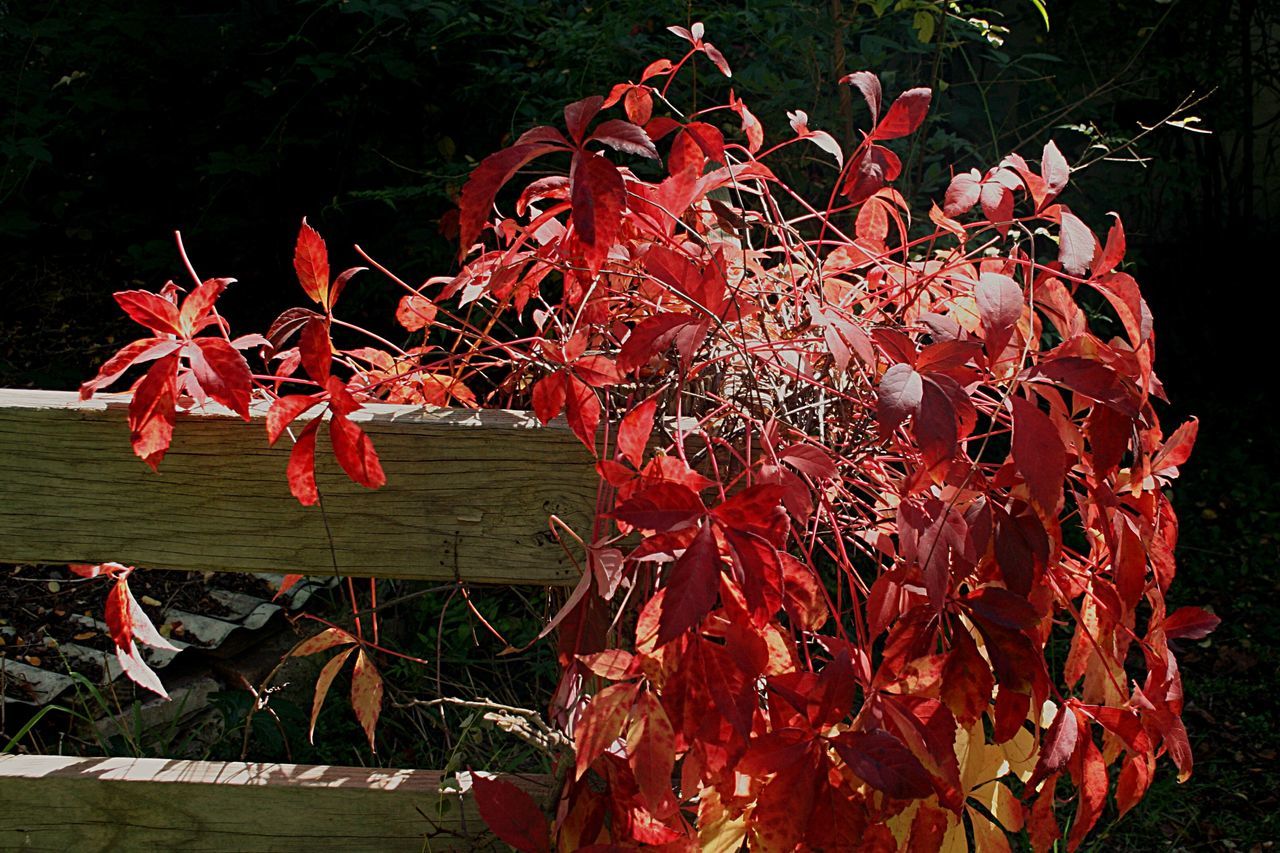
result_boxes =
[82,23,1215,851]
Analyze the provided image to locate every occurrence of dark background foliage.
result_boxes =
[1,0,1276,847]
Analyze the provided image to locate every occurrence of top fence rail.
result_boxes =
[0,389,595,585]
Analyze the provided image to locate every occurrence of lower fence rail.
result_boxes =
[0,754,550,851]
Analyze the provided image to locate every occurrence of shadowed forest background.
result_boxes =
[1,1,1276,847]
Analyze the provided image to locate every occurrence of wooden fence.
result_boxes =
[0,389,588,850]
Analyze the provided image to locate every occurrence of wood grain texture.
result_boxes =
[0,754,549,852]
[0,389,596,585]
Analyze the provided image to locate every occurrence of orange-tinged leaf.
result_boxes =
[627,691,676,811]
[290,626,358,657]
[942,627,993,725]
[1116,752,1154,816]
[294,218,330,306]
[351,648,383,751]
[578,649,636,680]
[1066,735,1107,851]
[395,293,437,331]
[574,681,638,780]
[1026,774,1060,853]
[273,573,305,601]
[309,646,355,742]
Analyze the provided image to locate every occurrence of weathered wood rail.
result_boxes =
[0,755,548,851]
[0,388,586,850]
[0,389,596,585]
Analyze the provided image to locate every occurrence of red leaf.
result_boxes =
[712,484,786,535]
[564,95,605,144]
[1026,774,1060,853]
[657,523,721,645]
[565,375,601,450]
[941,628,993,725]
[574,681,638,779]
[178,277,232,336]
[114,290,181,336]
[840,70,882,123]
[570,151,626,273]
[106,576,178,699]
[328,266,363,310]
[702,41,733,77]
[1116,753,1154,817]
[963,586,1039,632]
[573,354,623,388]
[531,371,568,425]
[309,646,355,742]
[1029,704,1079,788]
[287,417,322,505]
[273,573,304,601]
[1162,606,1220,640]
[112,639,167,698]
[1057,207,1097,276]
[624,86,653,126]
[80,338,182,399]
[588,119,659,160]
[1041,140,1070,202]
[298,318,331,384]
[350,648,384,751]
[627,690,676,811]
[329,413,386,489]
[943,171,981,217]
[471,775,550,853]
[729,90,764,153]
[613,481,705,532]
[872,87,932,140]
[1094,214,1127,276]
[128,355,179,469]
[780,443,837,480]
[290,626,358,657]
[189,337,252,418]
[578,649,636,680]
[457,143,564,254]
[267,394,322,444]
[294,218,330,307]
[1153,417,1199,473]
[831,730,934,799]
[877,363,924,437]
[105,575,177,653]
[395,293,437,331]
[1066,735,1108,850]
[975,272,1023,355]
[617,397,657,468]
[1011,395,1067,512]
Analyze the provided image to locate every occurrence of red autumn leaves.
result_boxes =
[84,222,387,505]
[74,20,1216,853]
[80,276,259,468]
